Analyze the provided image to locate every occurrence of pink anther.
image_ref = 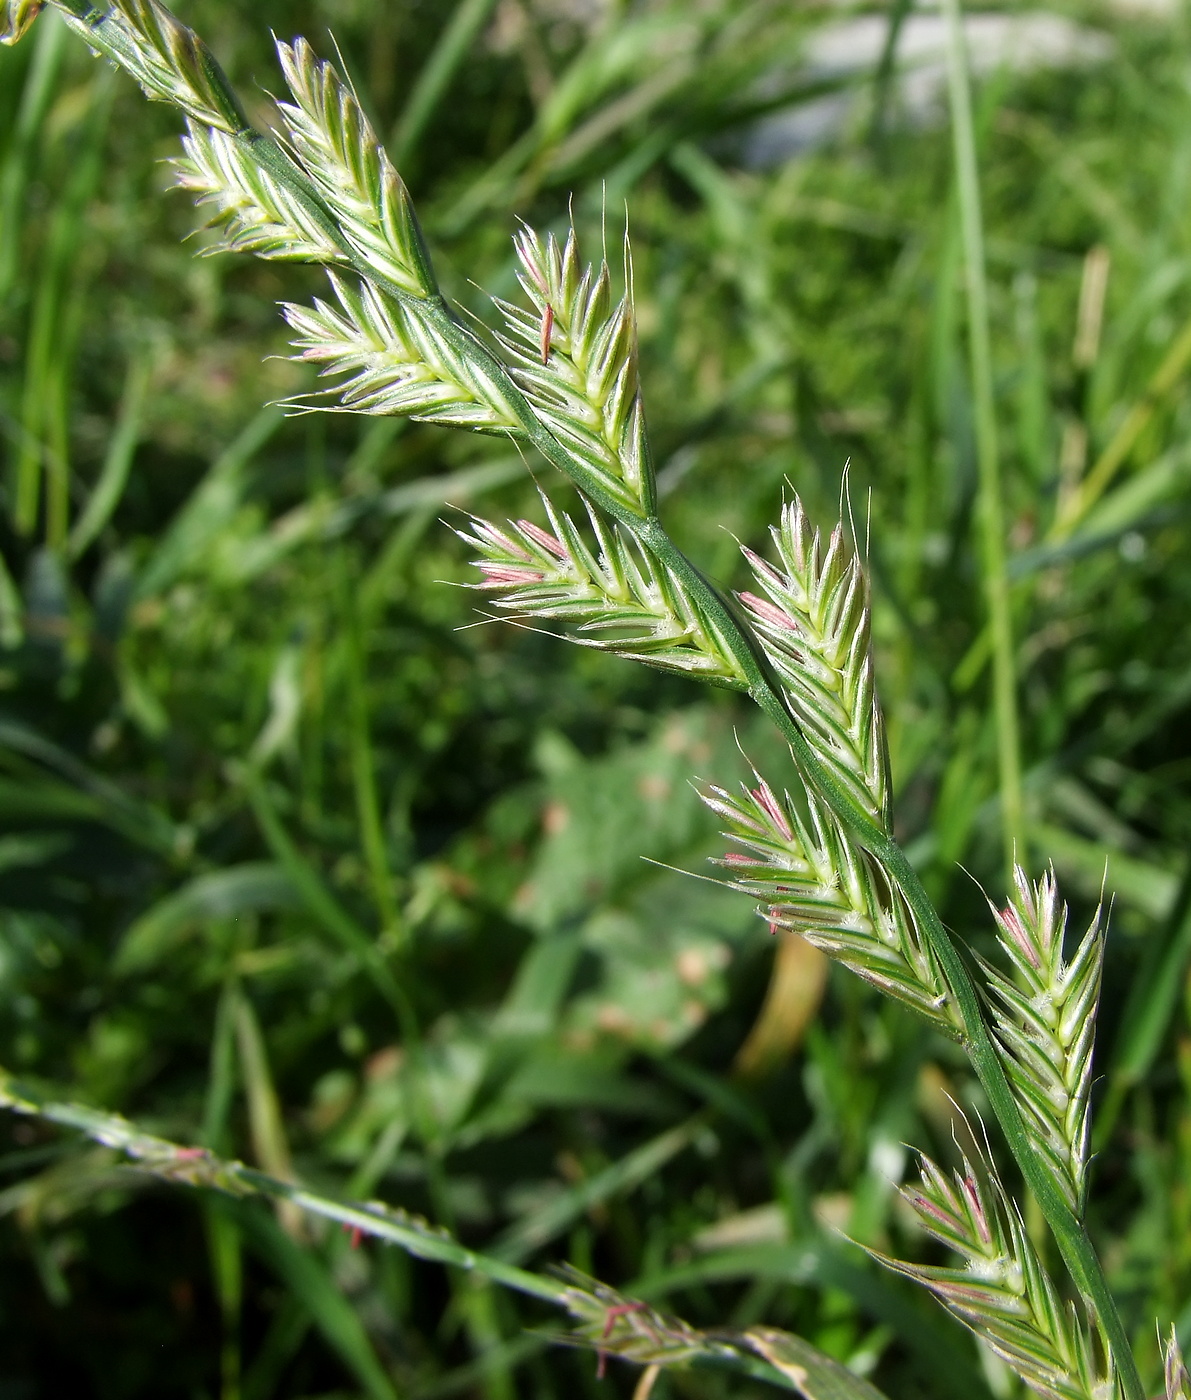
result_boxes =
[596,1301,649,1379]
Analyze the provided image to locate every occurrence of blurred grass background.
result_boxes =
[1,0,1191,1395]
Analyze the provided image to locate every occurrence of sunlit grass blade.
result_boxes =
[941,0,1024,880]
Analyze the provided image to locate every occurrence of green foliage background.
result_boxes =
[1,1,1190,1395]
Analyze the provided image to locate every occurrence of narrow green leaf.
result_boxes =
[114,863,300,973]
[234,1203,399,1400]
[743,1327,890,1400]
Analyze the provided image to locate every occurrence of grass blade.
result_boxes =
[67,346,150,559]
[113,863,300,974]
[941,0,1024,882]
[235,1202,399,1400]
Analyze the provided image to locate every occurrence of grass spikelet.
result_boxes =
[172,119,344,262]
[873,1144,1115,1400]
[457,495,747,684]
[494,222,654,515]
[978,866,1104,1216]
[702,774,956,1030]
[556,1268,715,1376]
[55,0,247,133]
[740,496,890,828]
[282,272,522,431]
[1166,1330,1190,1400]
[275,36,436,299]
[0,0,43,44]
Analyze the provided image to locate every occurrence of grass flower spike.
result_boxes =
[172,121,345,262]
[0,7,1162,1399]
[876,1145,1115,1400]
[457,495,747,683]
[55,0,247,132]
[1166,1332,1190,1400]
[980,866,1104,1216]
[0,0,42,44]
[275,37,436,300]
[283,274,522,430]
[740,496,890,828]
[702,774,957,1030]
[495,224,654,515]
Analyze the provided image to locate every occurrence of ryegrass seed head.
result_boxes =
[703,773,957,1031]
[282,273,522,431]
[979,865,1104,1216]
[172,120,344,262]
[56,0,248,132]
[873,1143,1116,1400]
[276,36,436,299]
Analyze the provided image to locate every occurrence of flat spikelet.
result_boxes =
[457,495,746,685]
[282,273,522,431]
[58,0,246,132]
[701,774,956,1030]
[0,0,42,44]
[1166,1331,1190,1400]
[276,37,435,299]
[874,1145,1116,1400]
[173,120,344,262]
[494,224,654,516]
[740,497,890,828]
[979,867,1104,1216]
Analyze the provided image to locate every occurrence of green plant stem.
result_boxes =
[941,0,1024,886]
[48,12,1141,1394]
[0,1070,805,1395]
[340,555,402,942]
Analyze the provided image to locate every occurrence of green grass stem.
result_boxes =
[340,555,402,942]
[941,0,1024,886]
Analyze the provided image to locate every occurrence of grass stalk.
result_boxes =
[204,979,244,1400]
[0,9,65,303]
[340,554,402,942]
[68,345,149,559]
[941,0,1025,885]
[1052,310,1191,539]
[0,1067,878,1398]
